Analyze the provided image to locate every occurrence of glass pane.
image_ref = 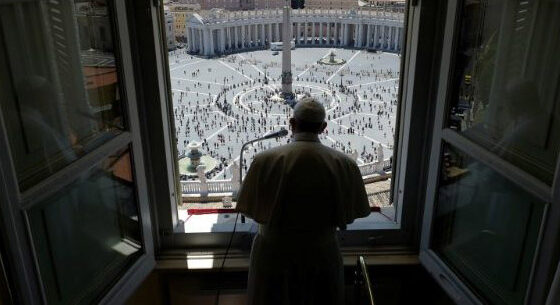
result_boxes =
[432,144,545,305]
[27,147,142,305]
[0,0,125,190]
[447,0,560,184]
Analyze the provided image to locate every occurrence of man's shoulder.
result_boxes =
[312,144,356,165]
[254,142,294,160]
[256,142,355,164]
[324,145,354,161]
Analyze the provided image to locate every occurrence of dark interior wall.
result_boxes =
[0,254,10,305]
[359,265,454,305]
[126,264,455,305]
[126,271,165,305]
[0,224,13,305]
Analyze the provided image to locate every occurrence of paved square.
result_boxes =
[168,47,400,180]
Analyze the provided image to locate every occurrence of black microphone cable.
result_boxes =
[214,210,240,305]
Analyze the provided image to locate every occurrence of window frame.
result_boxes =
[0,245,13,305]
[0,1,156,304]
[140,0,449,254]
[417,0,560,304]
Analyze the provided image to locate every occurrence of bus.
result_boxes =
[270,41,295,51]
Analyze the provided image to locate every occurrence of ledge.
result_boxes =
[155,247,419,272]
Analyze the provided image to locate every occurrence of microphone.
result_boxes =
[262,128,289,140]
[239,128,289,188]
[237,128,288,221]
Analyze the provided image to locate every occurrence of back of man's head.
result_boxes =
[291,97,326,133]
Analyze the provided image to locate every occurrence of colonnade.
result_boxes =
[186,9,404,56]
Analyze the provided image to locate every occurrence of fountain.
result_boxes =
[178,142,219,177]
[318,50,346,65]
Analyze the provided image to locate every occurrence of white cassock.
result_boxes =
[237,132,370,305]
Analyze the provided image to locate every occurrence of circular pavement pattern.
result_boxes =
[169,48,400,180]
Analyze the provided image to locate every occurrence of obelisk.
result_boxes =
[281,1,294,102]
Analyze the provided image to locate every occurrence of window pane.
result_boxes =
[27,147,142,305]
[447,0,560,184]
[432,144,545,305]
[0,0,125,190]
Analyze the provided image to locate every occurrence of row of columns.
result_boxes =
[187,23,285,55]
[187,22,403,56]
[293,22,402,51]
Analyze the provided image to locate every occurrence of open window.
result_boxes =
[154,0,429,250]
[0,0,154,303]
[419,0,560,304]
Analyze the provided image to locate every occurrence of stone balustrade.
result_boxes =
[358,159,392,176]
[180,158,391,196]
[181,179,237,195]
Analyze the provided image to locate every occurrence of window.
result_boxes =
[2,0,557,303]
[432,144,545,305]
[0,0,154,303]
[419,0,560,304]
[161,2,411,240]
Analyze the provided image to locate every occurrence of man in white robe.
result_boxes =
[236,97,371,305]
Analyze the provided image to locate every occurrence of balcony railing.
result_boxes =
[180,158,391,196]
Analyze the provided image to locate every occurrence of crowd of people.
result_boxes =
[169,49,399,180]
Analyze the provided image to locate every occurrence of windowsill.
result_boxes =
[178,209,400,233]
[155,247,419,271]
[178,178,397,233]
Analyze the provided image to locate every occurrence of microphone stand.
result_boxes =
[214,129,288,305]
[237,129,289,222]
[238,138,260,224]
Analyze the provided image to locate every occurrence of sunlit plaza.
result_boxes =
[169,47,400,182]
[169,47,400,232]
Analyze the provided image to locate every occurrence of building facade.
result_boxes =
[305,0,357,10]
[360,0,406,11]
[168,4,198,42]
[75,2,114,52]
[164,7,176,50]
[200,0,283,11]
[186,8,404,56]
[173,10,188,41]
[254,0,285,9]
